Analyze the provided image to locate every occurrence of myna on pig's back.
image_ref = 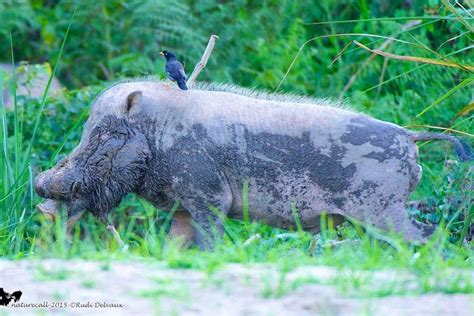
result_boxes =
[160,50,188,90]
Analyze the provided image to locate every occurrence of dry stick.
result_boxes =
[353,40,474,71]
[186,34,219,88]
[376,54,390,98]
[107,224,125,247]
[322,239,361,248]
[403,124,473,137]
[243,234,262,247]
[338,20,422,100]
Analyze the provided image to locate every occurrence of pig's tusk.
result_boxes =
[36,199,59,219]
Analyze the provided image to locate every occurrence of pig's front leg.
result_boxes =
[169,166,233,250]
[179,186,232,250]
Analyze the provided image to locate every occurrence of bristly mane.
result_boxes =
[194,82,349,109]
[92,76,350,109]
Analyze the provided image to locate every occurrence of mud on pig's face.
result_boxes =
[35,94,151,219]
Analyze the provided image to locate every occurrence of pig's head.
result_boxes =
[35,90,151,220]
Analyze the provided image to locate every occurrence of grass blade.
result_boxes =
[441,0,474,33]
[305,15,474,25]
[276,32,421,91]
[363,46,474,93]
[22,9,76,168]
[353,40,474,71]
[416,77,474,118]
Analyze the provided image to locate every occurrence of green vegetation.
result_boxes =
[0,0,472,299]
[34,264,71,281]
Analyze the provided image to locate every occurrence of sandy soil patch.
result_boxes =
[0,260,472,315]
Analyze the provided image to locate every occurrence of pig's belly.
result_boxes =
[227,173,343,229]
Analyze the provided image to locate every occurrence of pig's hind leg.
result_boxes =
[168,211,195,248]
[375,203,435,244]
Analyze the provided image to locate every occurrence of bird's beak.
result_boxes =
[159,51,164,56]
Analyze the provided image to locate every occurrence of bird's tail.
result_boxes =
[177,79,188,90]
[411,132,473,162]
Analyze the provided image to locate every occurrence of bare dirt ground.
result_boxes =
[0,259,473,316]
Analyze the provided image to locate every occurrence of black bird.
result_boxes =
[160,50,188,90]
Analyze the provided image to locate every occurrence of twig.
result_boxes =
[321,239,360,248]
[403,124,473,138]
[186,34,219,88]
[338,20,422,100]
[107,224,124,247]
[376,54,390,98]
[353,40,474,71]
[242,234,262,247]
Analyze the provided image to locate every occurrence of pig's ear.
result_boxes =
[123,91,142,115]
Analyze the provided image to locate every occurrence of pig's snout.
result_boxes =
[34,169,73,200]
[34,171,48,198]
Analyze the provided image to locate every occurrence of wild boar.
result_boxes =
[34,80,472,249]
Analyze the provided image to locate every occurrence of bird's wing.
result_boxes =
[166,61,186,81]
[166,72,175,81]
[178,62,187,80]
[165,63,176,81]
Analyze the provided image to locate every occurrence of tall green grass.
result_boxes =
[0,13,75,256]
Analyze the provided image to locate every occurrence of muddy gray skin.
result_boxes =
[34,80,472,249]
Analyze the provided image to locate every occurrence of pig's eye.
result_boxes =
[57,158,68,168]
[71,182,82,197]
